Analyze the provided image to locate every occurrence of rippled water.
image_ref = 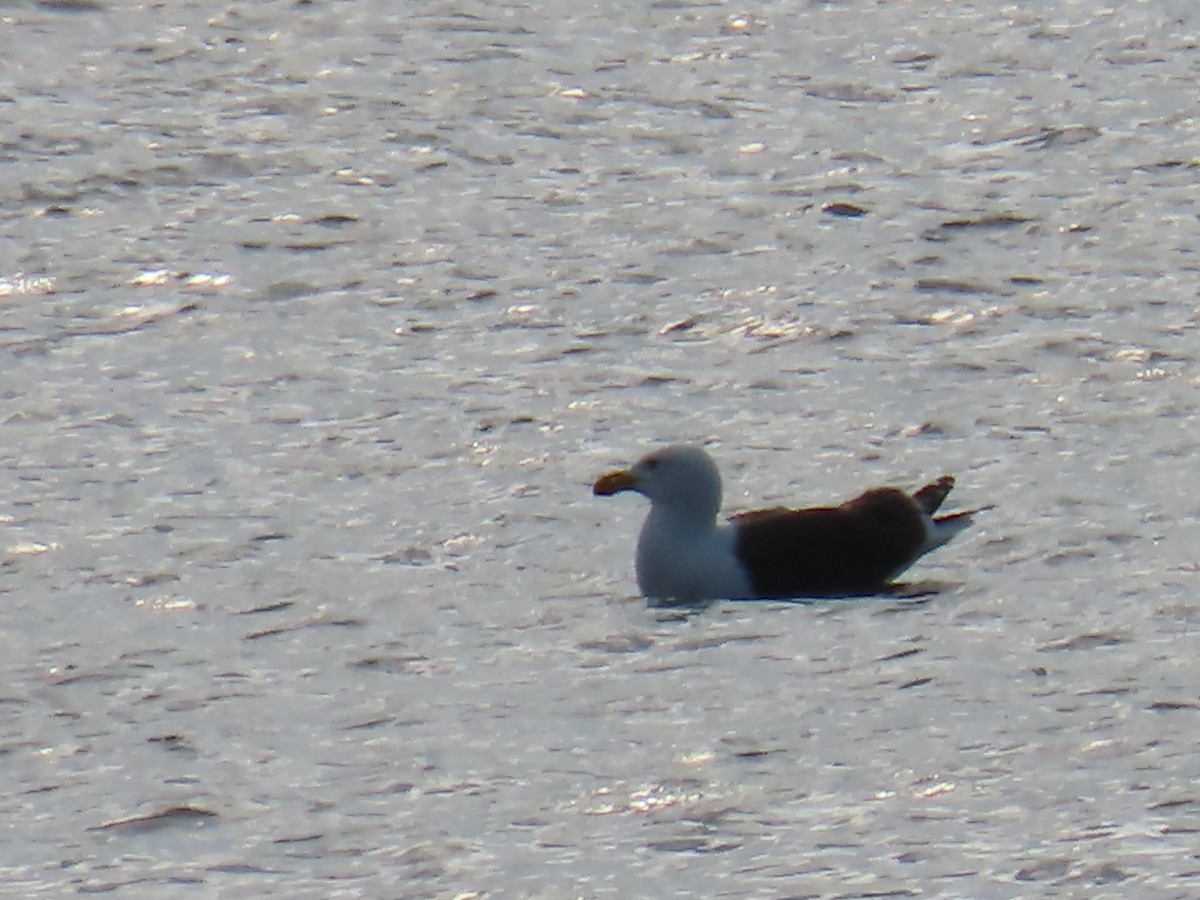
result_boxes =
[3,1,1200,896]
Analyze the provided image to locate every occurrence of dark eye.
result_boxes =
[644,458,658,470]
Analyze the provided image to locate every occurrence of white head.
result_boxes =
[593,444,723,523]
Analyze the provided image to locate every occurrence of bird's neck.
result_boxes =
[645,503,719,537]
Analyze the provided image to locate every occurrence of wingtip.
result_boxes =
[913,475,956,515]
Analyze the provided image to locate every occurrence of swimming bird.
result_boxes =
[593,444,985,602]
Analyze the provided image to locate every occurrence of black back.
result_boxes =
[731,488,927,598]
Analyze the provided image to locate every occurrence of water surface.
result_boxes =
[2,1,1200,896]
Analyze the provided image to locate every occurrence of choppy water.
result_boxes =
[3,0,1200,896]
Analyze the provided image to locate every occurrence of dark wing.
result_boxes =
[731,489,927,599]
[912,475,955,516]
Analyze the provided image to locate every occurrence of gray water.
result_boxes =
[3,0,1200,896]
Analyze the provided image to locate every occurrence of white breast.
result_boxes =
[635,510,753,602]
